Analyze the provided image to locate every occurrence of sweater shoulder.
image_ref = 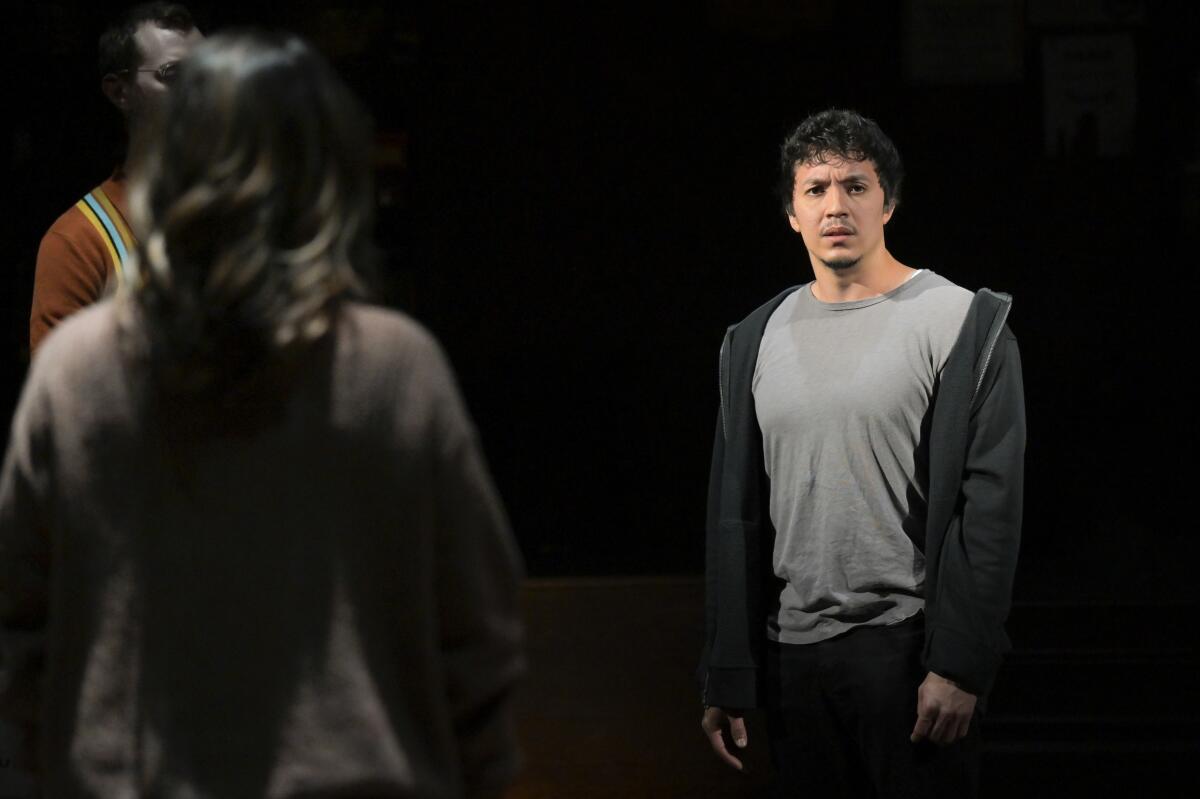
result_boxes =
[336,302,460,397]
[339,302,446,366]
[43,204,86,238]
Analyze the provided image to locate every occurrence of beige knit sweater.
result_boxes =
[0,299,524,797]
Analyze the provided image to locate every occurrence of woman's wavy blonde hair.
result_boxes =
[124,31,375,391]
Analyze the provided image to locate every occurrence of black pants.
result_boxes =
[765,614,981,799]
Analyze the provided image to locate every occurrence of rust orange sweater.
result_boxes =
[30,169,132,353]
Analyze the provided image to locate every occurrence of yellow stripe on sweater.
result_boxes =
[91,188,136,280]
[75,200,121,275]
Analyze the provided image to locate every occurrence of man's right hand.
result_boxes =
[700,706,748,771]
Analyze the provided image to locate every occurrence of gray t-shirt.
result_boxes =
[753,269,973,644]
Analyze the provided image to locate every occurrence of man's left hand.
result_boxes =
[910,672,977,746]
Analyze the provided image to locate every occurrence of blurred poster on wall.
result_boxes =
[707,0,836,38]
[1042,34,1136,158]
[903,0,1023,84]
[1028,0,1145,27]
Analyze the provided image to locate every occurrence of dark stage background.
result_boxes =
[7,1,1198,596]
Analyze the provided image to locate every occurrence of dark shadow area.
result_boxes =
[10,1,1195,588]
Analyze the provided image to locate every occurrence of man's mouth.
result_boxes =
[822,227,853,237]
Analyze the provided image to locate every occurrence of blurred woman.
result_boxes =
[0,32,523,798]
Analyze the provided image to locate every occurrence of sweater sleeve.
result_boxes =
[30,225,109,354]
[426,345,525,798]
[926,329,1026,696]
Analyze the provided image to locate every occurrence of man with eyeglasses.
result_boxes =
[29,3,203,354]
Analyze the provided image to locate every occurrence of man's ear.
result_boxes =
[785,207,802,234]
[101,73,131,113]
[883,201,897,226]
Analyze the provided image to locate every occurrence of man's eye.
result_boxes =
[848,184,865,193]
[805,186,824,195]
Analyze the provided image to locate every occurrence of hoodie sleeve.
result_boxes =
[697,410,724,699]
[926,328,1026,696]
[697,328,765,711]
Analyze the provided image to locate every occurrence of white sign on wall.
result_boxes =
[1042,34,1137,158]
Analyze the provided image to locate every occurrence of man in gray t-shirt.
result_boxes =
[700,109,1025,799]
[755,269,971,646]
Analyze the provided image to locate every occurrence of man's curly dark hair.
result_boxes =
[778,108,904,216]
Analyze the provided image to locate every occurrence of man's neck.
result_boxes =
[809,249,915,303]
[124,125,152,182]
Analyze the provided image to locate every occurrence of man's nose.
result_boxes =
[823,185,848,216]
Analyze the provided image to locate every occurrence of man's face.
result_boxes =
[117,22,204,124]
[786,156,894,271]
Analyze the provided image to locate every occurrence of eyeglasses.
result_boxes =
[118,61,180,85]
